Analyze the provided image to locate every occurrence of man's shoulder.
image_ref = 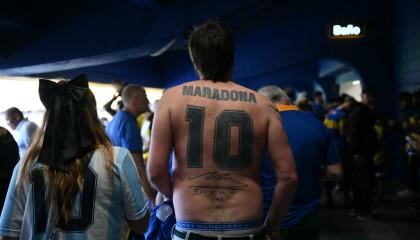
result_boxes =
[164,80,201,93]
[284,110,325,130]
[111,146,130,163]
[111,111,135,123]
[107,111,137,134]
[157,81,197,105]
[27,120,38,128]
[20,119,38,131]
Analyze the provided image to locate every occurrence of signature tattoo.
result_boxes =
[188,171,247,186]
[188,171,248,207]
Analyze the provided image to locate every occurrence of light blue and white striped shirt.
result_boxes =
[0,147,148,240]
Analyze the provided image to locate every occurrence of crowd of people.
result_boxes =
[291,87,420,216]
[0,21,419,240]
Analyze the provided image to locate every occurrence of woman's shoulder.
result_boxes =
[111,146,130,157]
[108,146,131,166]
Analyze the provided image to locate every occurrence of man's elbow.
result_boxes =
[289,173,299,188]
[146,163,160,186]
[279,172,299,189]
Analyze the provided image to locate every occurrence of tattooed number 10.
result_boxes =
[185,105,253,170]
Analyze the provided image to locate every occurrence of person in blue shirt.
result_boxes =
[106,84,156,240]
[312,91,327,121]
[324,96,355,206]
[258,85,342,240]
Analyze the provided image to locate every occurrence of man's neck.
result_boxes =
[199,72,232,82]
[123,107,138,118]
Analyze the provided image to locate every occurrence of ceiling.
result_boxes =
[0,0,393,90]
[0,0,286,85]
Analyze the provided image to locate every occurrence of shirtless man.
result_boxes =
[147,21,297,240]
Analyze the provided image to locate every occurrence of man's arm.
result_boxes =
[103,96,118,116]
[323,130,343,181]
[131,152,156,207]
[147,92,173,199]
[120,149,150,233]
[120,115,156,206]
[264,105,298,237]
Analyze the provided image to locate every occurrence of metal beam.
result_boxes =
[0,39,170,76]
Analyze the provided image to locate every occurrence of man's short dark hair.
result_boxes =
[122,84,146,104]
[188,21,234,82]
[5,107,23,119]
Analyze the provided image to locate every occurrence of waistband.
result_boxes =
[173,227,268,240]
[176,220,263,232]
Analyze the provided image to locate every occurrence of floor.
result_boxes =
[319,187,420,240]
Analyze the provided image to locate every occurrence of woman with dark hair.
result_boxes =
[0,74,149,240]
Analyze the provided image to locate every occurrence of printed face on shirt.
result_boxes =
[5,113,20,130]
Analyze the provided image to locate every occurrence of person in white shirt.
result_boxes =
[0,75,150,240]
[5,107,38,158]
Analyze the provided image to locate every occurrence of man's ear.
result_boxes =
[134,95,140,104]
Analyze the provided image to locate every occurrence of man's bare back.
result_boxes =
[149,80,287,223]
[147,21,297,239]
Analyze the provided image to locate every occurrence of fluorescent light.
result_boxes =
[352,80,360,86]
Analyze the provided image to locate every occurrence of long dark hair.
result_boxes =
[18,82,114,224]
